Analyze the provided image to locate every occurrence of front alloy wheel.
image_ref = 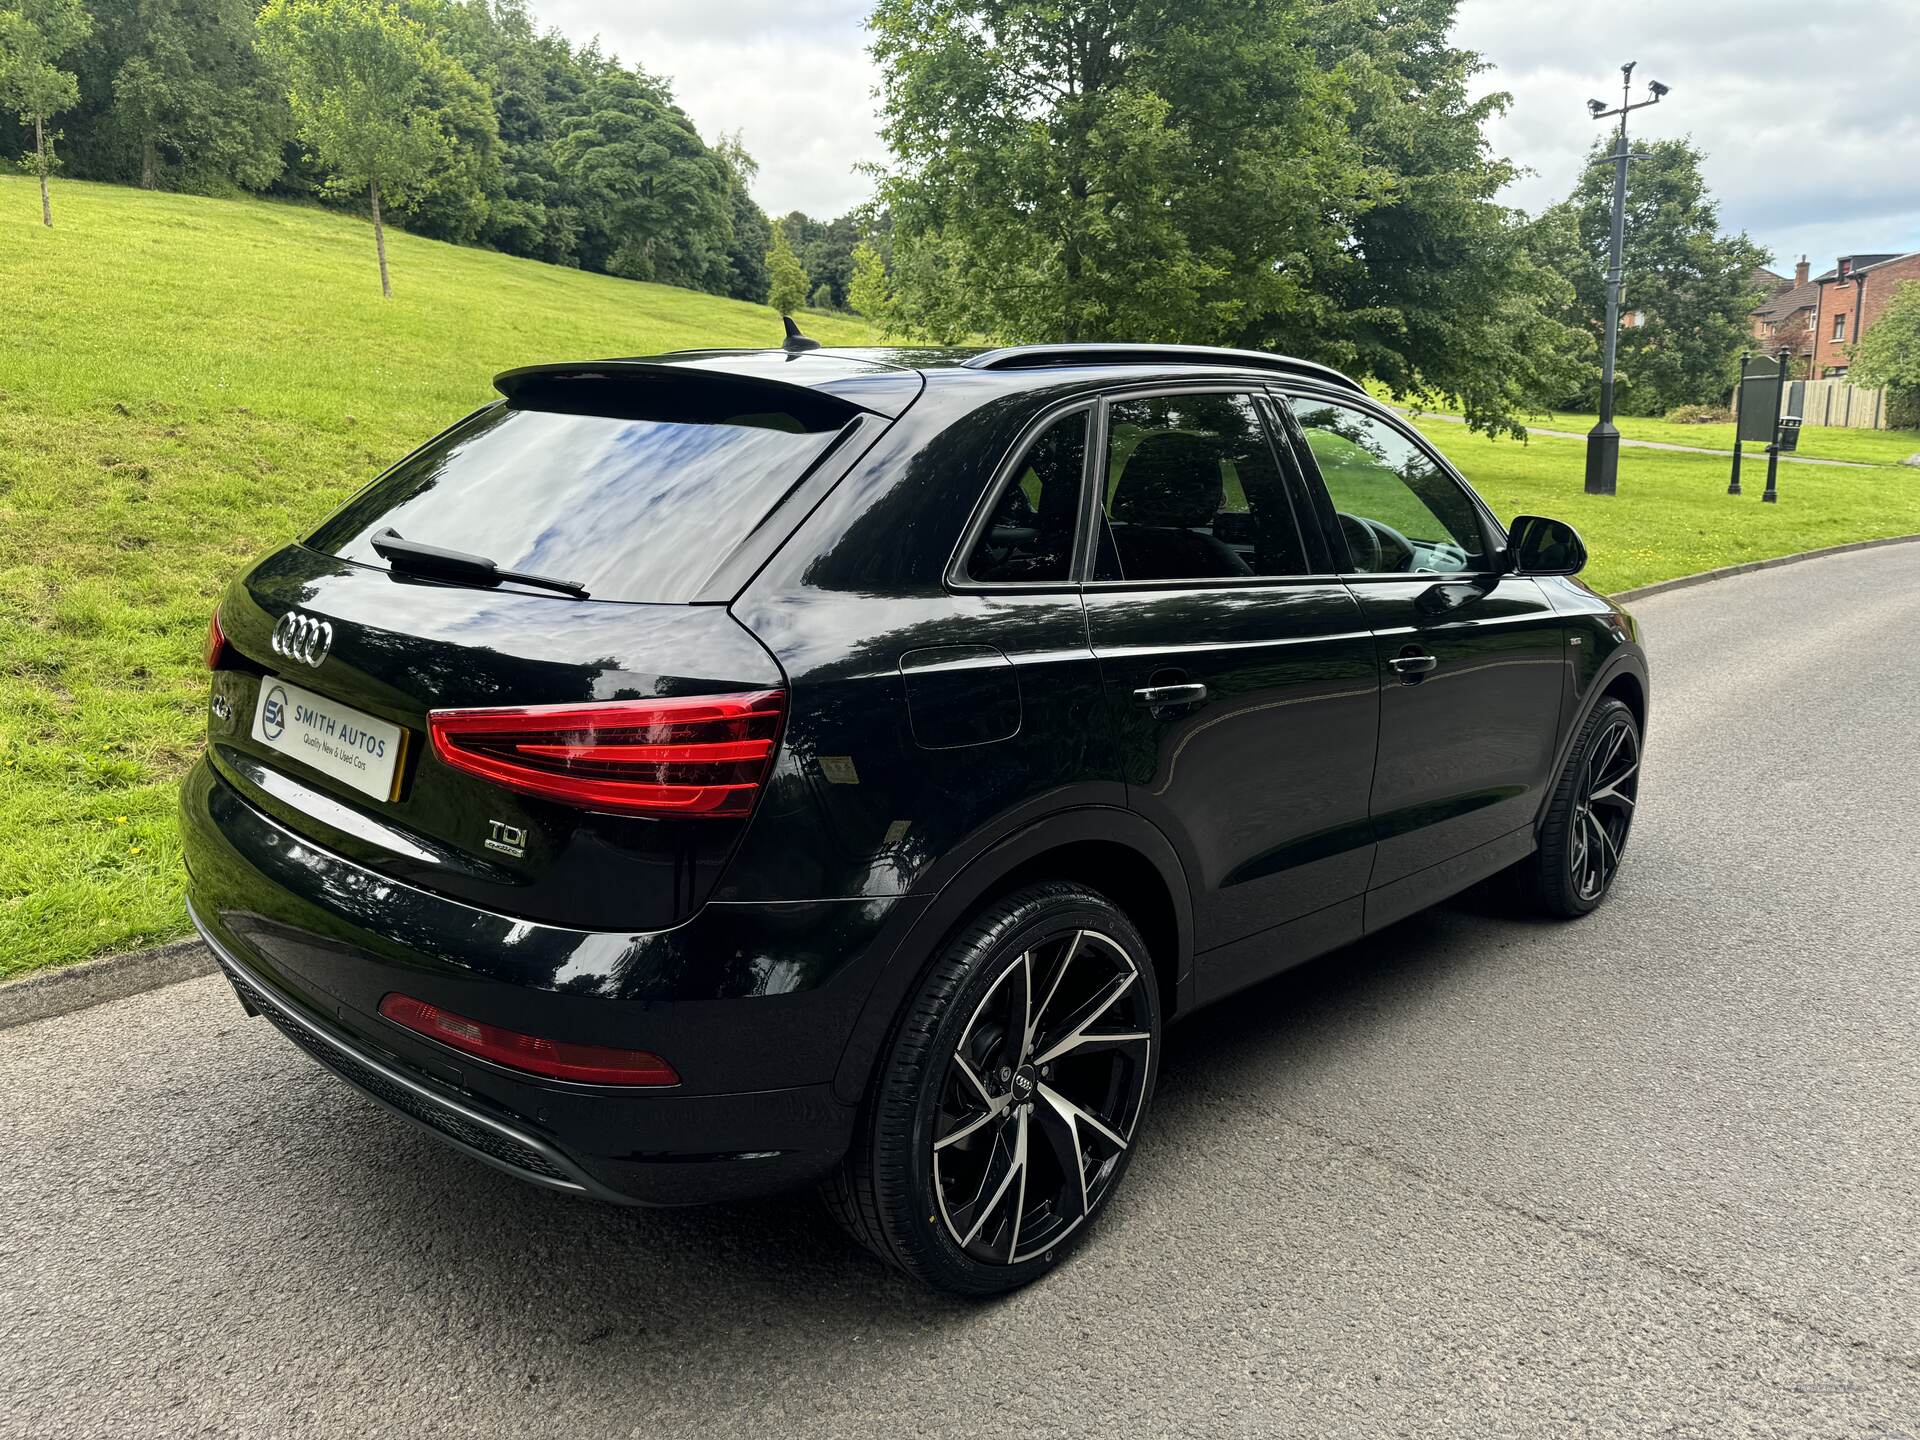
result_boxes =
[823,883,1161,1295]
[1519,695,1642,917]
[1568,712,1640,902]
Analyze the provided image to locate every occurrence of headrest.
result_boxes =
[1111,432,1224,527]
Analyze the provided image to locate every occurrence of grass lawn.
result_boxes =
[0,177,871,979]
[3,176,1919,979]
[1413,419,1920,592]
[1404,405,1920,468]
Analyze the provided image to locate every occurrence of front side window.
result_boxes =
[1289,400,1486,575]
[1833,312,1847,340]
[1095,393,1308,582]
[965,410,1088,583]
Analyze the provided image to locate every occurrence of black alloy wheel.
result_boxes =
[824,883,1160,1295]
[1522,696,1642,917]
[1569,712,1640,903]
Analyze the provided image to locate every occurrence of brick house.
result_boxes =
[1810,251,1920,376]
[1749,258,1819,366]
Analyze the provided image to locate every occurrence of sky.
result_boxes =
[530,0,1920,276]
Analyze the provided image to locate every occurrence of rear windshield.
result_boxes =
[308,397,848,603]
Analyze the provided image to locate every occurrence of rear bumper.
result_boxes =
[195,908,631,1202]
[180,756,929,1205]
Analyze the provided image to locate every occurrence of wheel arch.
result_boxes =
[830,806,1193,1106]
[1536,645,1649,831]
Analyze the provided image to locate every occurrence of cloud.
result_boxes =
[533,0,1920,267]
[1454,0,1920,268]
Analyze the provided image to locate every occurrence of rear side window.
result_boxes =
[309,397,848,603]
[1095,393,1309,582]
[965,410,1088,583]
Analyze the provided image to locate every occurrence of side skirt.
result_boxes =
[1361,824,1535,935]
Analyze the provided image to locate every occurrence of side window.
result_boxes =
[1096,393,1308,582]
[1289,400,1487,574]
[965,410,1088,583]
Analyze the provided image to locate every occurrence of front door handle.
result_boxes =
[1132,682,1209,707]
[1389,652,1438,679]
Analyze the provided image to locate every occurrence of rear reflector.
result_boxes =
[378,993,679,1086]
[204,607,230,670]
[427,691,784,818]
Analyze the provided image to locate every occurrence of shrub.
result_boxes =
[1664,404,1733,424]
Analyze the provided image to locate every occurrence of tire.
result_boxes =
[823,882,1161,1296]
[1517,696,1642,918]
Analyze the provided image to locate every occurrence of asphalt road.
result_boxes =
[6,544,1920,1439]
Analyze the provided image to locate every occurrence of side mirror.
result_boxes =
[1507,514,1587,577]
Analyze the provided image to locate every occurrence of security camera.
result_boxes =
[1647,79,1670,99]
[1621,60,1637,80]
[1588,98,1608,116]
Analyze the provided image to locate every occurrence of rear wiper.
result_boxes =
[370,528,590,600]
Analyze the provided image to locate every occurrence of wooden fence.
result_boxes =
[1796,377,1890,430]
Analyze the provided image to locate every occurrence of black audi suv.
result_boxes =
[182,340,1647,1295]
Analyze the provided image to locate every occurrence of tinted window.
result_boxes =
[1290,400,1486,574]
[966,411,1087,583]
[309,400,845,603]
[1096,393,1307,582]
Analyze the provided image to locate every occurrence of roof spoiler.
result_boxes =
[492,360,871,430]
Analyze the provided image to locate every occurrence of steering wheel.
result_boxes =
[1336,513,1416,573]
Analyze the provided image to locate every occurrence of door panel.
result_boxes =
[1350,577,1566,886]
[1087,585,1380,950]
[1278,393,1567,894]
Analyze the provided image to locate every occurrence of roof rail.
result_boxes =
[959,343,1365,394]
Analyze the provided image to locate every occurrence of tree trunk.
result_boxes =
[141,139,156,190]
[370,177,392,299]
[36,115,51,228]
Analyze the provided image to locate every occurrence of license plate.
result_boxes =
[251,678,406,802]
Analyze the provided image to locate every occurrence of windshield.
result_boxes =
[309,400,847,602]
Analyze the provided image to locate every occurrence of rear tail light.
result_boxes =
[379,993,679,1086]
[204,606,231,670]
[427,690,785,818]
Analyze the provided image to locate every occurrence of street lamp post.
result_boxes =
[1584,62,1670,497]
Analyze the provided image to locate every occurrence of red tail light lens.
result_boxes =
[427,691,785,818]
[204,606,230,670]
[379,993,679,1086]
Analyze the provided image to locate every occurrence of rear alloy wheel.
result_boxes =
[823,884,1160,1295]
[1520,696,1641,917]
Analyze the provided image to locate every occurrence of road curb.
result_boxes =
[0,938,215,1031]
[6,532,1918,1029]
[1609,532,1920,603]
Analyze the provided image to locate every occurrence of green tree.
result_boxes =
[1542,136,1770,415]
[847,238,891,336]
[871,0,1363,346]
[867,0,1575,434]
[87,0,289,193]
[0,0,92,227]
[714,130,770,302]
[257,0,462,297]
[766,218,808,314]
[1299,0,1589,435]
[1847,279,1920,429]
[556,66,734,289]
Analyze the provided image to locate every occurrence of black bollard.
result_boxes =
[1728,441,1742,496]
[1763,443,1779,503]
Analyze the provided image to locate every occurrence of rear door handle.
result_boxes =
[1389,653,1438,678]
[1132,682,1209,707]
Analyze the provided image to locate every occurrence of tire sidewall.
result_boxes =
[1551,697,1639,915]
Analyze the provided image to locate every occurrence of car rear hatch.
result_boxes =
[201,358,910,933]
